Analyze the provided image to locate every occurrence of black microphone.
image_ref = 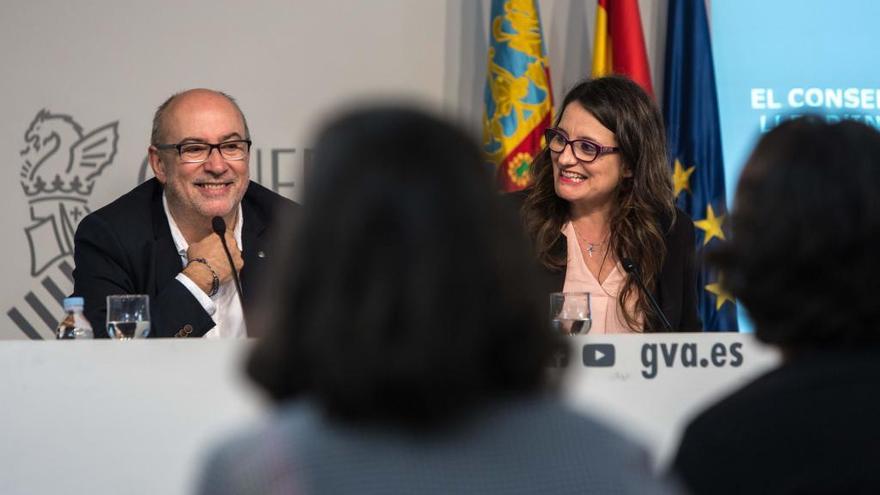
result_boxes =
[212,216,244,300]
[621,258,672,331]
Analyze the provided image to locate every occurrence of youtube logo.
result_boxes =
[582,343,616,367]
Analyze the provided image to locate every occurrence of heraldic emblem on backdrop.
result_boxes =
[7,110,118,338]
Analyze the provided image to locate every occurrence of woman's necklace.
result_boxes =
[573,223,613,284]
[572,224,609,258]
[584,240,603,257]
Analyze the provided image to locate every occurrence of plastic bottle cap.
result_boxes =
[63,297,85,311]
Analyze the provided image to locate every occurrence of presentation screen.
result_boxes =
[712,0,880,330]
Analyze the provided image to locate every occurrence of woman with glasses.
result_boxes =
[516,75,701,332]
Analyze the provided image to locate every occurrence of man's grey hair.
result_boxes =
[150,89,251,145]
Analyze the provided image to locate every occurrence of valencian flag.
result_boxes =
[592,0,653,96]
[663,0,739,331]
[483,0,553,192]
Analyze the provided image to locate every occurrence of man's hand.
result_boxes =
[182,231,243,295]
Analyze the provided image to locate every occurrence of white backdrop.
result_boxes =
[0,0,668,339]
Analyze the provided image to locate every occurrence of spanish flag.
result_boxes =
[592,0,653,96]
[483,0,553,192]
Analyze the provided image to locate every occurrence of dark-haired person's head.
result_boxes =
[247,106,559,428]
[711,116,880,351]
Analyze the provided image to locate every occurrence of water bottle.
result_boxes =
[56,297,94,339]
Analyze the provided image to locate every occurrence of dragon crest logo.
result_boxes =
[19,110,118,276]
[5,110,118,339]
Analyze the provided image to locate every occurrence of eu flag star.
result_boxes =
[705,281,735,310]
[694,204,726,245]
[672,158,696,198]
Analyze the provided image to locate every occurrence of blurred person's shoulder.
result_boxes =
[674,348,880,494]
[198,398,680,495]
[687,347,880,430]
[196,402,317,495]
[471,397,681,495]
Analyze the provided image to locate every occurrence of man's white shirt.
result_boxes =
[164,194,247,338]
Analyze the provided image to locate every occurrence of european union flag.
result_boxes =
[663,0,738,331]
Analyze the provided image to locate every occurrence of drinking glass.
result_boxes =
[106,295,151,339]
[549,292,591,335]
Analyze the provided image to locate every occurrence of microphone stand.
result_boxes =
[621,258,672,331]
[211,216,244,300]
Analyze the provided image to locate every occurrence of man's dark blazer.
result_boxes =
[507,190,701,331]
[72,178,297,338]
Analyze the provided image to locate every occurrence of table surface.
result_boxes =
[0,334,779,494]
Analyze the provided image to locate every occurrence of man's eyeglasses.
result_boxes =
[155,139,252,163]
[544,128,618,163]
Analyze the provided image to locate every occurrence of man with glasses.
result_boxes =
[72,89,296,338]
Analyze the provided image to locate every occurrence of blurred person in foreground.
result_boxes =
[672,116,880,494]
[197,107,679,495]
[513,76,700,333]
